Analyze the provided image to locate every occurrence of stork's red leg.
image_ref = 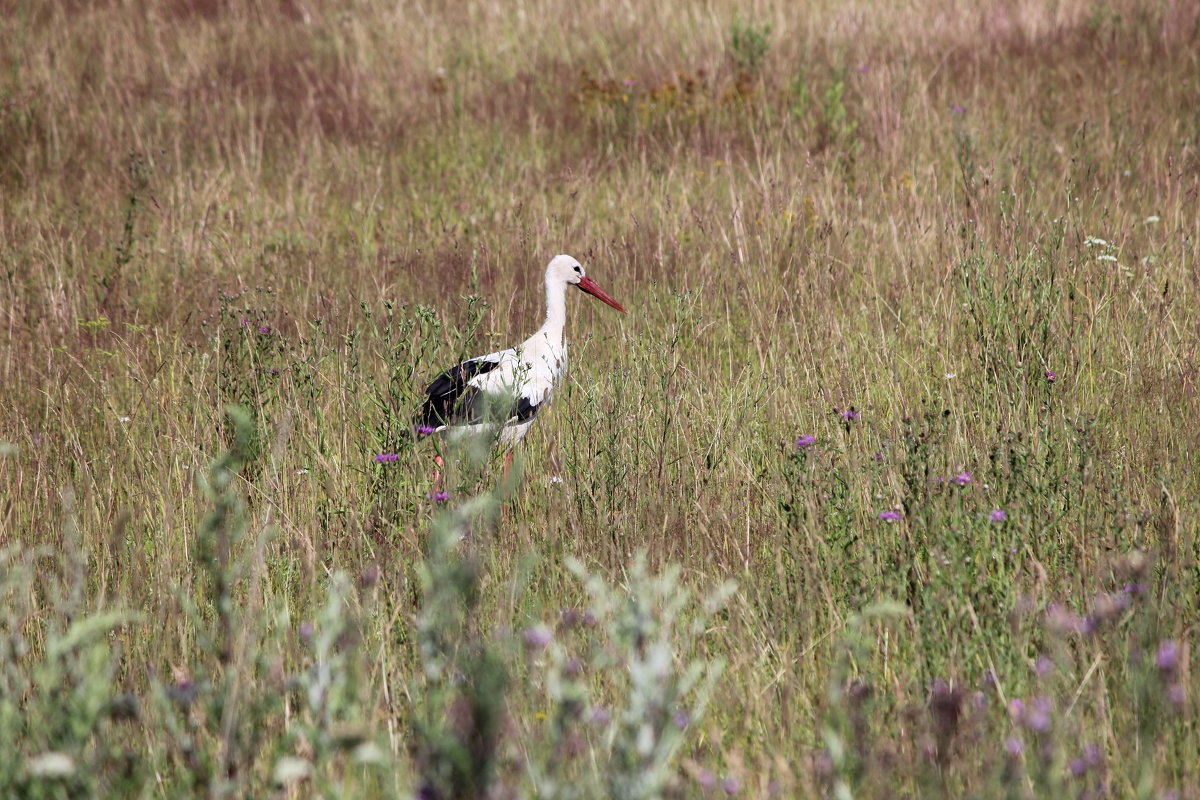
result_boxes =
[432,454,444,492]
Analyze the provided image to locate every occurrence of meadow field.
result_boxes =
[2,0,1199,796]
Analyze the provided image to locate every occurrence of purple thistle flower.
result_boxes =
[1083,742,1103,766]
[1167,684,1186,706]
[1068,757,1087,778]
[1045,370,1057,382]
[415,424,437,437]
[1035,654,1053,678]
[588,706,610,726]
[872,452,884,462]
[239,318,250,328]
[841,409,860,421]
[878,510,902,522]
[796,435,817,449]
[1123,583,1146,596]
[952,105,966,114]
[1046,603,1088,635]
[374,453,399,463]
[429,491,450,503]
[623,78,636,87]
[298,622,314,642]
[696,769,717,790]
[1157,640,1179,673]
[1025,696,1052,732]
[990,509,1007,522]
[952,471,972,486]
[723,777,741,795]
[257,326,271,335]
[1007,698,1025,719]
[673,710,690,729]
[1005,736,1023,757]
[522,625,553,650]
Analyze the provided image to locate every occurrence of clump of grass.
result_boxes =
[728,16,772,77]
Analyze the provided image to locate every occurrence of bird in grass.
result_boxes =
[414,254,626,476]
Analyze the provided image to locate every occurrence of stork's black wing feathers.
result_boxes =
[417,357,503,430]
[513,396,541,423]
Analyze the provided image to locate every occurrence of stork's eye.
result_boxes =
[573,265,582,274]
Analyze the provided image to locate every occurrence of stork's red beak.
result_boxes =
[576,275,626,313]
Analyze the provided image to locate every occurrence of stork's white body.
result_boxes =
[416,255,624,450]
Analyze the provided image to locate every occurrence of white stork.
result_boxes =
[414,254,626,473]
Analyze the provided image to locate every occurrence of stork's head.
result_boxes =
[546,254,626,313]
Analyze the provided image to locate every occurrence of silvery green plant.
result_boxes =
[410,427,512,800]
[0,504,142,798]
[525,554,734,800]
[155,405,385,797]
[278,570,392,796]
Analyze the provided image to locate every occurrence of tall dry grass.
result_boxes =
[2,0,1199,796]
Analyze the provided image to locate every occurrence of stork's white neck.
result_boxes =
[532,277,567,347]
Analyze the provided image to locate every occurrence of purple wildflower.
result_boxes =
[257,326,270,335]
[415,424,436,437]
[723,777,740,795]
[623,78,636,88]
[696,769,717,790]
[522,625,553,650]
[952,471,972,486]
[1083,742,1103,767]
[588,707,611,726]
[990,509,1007,522]
[298,622,314,642]
[1068,757,1087,778]
[873,452,884,462]
[1005,736,1023,757]
[796,435,817,449]
[1025,697,1052,732]
[673,710,690,729]
[841,409,860,421]
[558,609,581,630]
[1046,603,1088,635]
[1035,654,1053,678]
[374,453,399,463]
[857,64,869,73]
[239,318,250,328]
[359,564,380,589]
[1167,684,1186,706]
[1007,698,1025,719]
[1123,583,1146,596]
[1157,640,1179,673]
[1045,370,1057,382]
[878,510,902,522]
[166,679,197,708]
[429,491,450,503]
[952,105,966,114]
